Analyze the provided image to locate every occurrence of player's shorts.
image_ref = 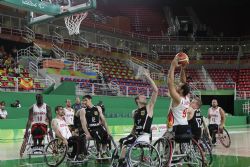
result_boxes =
[173,125,192,143]
[208,124,219,133]
[88,125,109,144]
[31,123,47,139]
[68,135,88,156]
[119,134,137,146]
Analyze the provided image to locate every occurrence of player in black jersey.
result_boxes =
[79,95,110,158]
[187,97,211,141]
[118,68,158,167]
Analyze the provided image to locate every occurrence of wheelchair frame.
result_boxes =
[20,129,52,159]
[44,135,117,167]
[111,133,161,167]
[153,131,205,167]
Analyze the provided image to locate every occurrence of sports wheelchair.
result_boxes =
[111,133,161,167]
[205,127,231,148]
[20,129,53,159]
[153,127,205,167]
[44,134,116,166]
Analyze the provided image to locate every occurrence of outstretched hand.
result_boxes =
[171,56,180,68]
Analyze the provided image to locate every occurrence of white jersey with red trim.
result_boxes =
[53,118,72,139]
[32,103,48,125]
[64,107,74,125]
[208,107,221,125]
[171,96,190,126]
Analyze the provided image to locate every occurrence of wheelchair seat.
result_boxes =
[136,133,151,143]
[173,125,192,143]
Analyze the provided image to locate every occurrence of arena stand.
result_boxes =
[0,11,249,99]
[0,44,52,92]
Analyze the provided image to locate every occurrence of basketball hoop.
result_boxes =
[64,12,88,35]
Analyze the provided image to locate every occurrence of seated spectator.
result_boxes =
[0,101,8,119]
[4,54,13,68]
[11,100,21,108]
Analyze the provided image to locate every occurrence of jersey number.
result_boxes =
[196,118,202,128]
[92,117,96,122]
[182,109,188,118]
[37,116,43,122]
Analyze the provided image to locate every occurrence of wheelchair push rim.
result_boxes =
[153,137,172,167]
[179,139,205,167]
[200,138,213,165]
[128,142,161,167]
[218,128,231,148]
[44,138,68,167]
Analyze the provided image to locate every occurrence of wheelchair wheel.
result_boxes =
[128,142,161,167]
[180,139,205,167]
[111,147,119,167]
[153,137,172,167]
[202,129,213,150]
[44,138,68,167]
[199,138,213,165]
[218,128,231,148]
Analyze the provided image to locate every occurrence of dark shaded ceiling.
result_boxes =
[96,0,250,36]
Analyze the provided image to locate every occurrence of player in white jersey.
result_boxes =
[52,105,87,159]
[167,55,191,138]
[64,99,74,128]
[208,99,226,144]
[24,94,52,147]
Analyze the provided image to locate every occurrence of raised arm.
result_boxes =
[180,67,187,83]
[167,57,181,106]
[79,109,91,139]
[98,106,110,135]
[143,69,158,117]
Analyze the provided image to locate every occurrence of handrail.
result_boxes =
[29,61,38,77]
[52,44,65,59]
[0,13,246,43]
[0,76,52,92]
[236,91,250,100]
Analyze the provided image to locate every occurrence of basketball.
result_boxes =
[176,52,189,66]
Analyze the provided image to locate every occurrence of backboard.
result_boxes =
[0,0,96,25]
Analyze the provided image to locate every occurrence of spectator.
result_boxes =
[71,97,83,113]
[11,100,21,108]
[0,101,8,119]
[4,54,13,68]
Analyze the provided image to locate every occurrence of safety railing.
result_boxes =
[242,100,250,115]
[75,82,168,97]
[236,91,250,100]
[0,76,52,93]
[75,82,120,96]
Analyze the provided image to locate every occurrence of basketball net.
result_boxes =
[64,12,88,35]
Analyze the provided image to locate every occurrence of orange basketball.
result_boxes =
[176,52,189,66]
